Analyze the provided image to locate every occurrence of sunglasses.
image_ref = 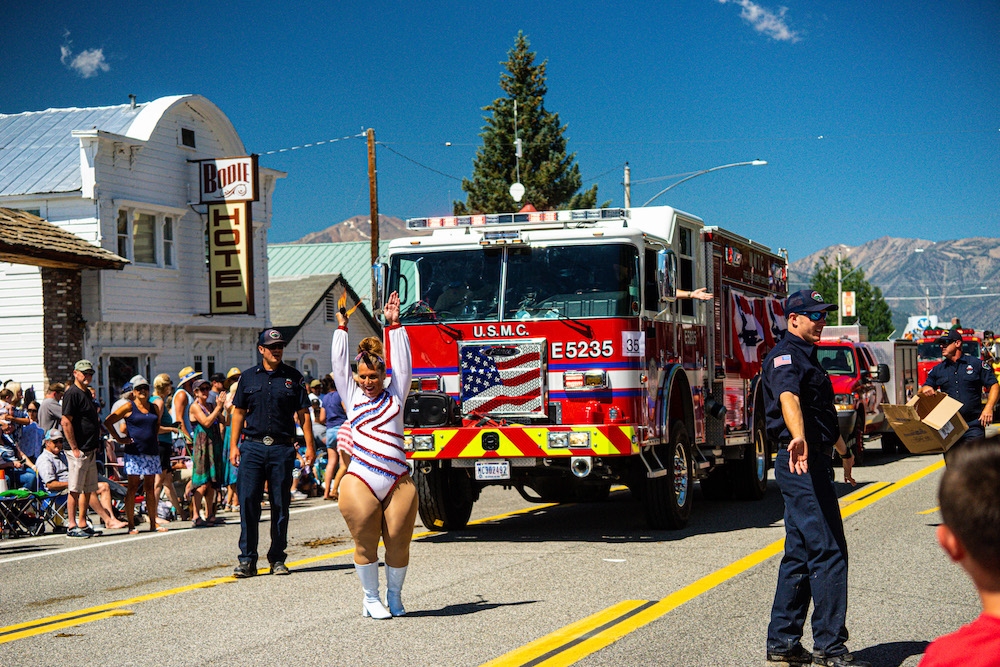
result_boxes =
[264,343,286,350]
[134,385,150,392]
[27,409,38,413]
[793,311,827,322]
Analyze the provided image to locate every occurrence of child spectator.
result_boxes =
[919,440,1000,666]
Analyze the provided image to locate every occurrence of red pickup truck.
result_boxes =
[815,331,890,465]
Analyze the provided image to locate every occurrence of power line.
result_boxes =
[259,132,366,155]
[377,142,463,182]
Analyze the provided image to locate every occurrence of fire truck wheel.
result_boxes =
[643,420,693,530]
[414,466,475,531]
[734,415,769,501]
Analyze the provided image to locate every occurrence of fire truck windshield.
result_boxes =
[389,243,640,323]
[917,341,980,361]
[391,248,502,323]
[504,244,639,319]
[917,343,942,361]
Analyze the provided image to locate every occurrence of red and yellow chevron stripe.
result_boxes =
[406,425,638,459]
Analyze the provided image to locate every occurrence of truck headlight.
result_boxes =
[833,394,854,411]
[548,432,570,448]
[413,435,435,451]
[568,432,591,448]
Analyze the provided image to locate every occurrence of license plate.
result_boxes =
[475,460,510,481]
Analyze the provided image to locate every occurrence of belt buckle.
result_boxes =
[262,436,274,446]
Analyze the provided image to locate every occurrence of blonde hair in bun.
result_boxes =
[357,336,386,373]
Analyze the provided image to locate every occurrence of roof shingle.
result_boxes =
[0,207,128,269]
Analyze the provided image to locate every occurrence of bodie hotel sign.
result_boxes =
[197,155,259,315]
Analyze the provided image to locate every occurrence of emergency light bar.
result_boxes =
[406,207,628,230]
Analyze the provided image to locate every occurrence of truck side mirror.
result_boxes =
[657,249,677,303]
[372,261,387,312]
[876,363,890,384]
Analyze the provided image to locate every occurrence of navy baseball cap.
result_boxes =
[784,289,838,314]
[258,328,287,347]
[935,329,962,345]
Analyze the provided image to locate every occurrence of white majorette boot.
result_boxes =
[355,562,391,619]
[386,565,408,616]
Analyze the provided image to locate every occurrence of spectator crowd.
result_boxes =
[0,366,352,539]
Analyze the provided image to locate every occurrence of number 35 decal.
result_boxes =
[551,340,614,359]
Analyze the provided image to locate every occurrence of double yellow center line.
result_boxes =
[482,460,945,667]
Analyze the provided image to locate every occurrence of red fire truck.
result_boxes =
[915,328,982,386]
[383,206,787,530]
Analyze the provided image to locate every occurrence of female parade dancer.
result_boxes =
[331,291,417,619]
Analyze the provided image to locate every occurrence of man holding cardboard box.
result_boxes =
[762,289,868,667]
[918,329,998,458]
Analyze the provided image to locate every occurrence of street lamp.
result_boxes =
[641,160,767,207]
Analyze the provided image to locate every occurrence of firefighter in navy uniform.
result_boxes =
[918,328,998,459]
[229,329,316,578]
[762,289,869,667]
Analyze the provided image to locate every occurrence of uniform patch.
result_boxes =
[966,365,974,374]
[774,354,792,368]
[285,379,294,388]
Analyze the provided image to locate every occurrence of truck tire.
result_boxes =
[643,420,693,529]
[735,414,769,501]
[414,465,475,531]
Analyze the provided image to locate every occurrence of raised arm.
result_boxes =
[331,328,354,401]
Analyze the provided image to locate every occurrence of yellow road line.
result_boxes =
[484,459,945,667]
[919,506,940,515]
[0,610,133,643]
[0,502,558,643]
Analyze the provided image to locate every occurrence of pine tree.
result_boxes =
[810,256,895,340]
[454,32,599,214]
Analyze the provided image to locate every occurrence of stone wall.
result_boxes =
[40,267,84,390]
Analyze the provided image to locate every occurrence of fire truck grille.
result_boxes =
[458,339,546,417]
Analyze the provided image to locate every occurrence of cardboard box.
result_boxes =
[883,392,968,454]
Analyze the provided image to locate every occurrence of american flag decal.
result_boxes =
[459,340,545,415]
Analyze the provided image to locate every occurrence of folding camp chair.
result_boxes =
[33,491,68,533]
[0,489,45,538]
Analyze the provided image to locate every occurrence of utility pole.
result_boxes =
[837,251,843,327]
[623,162,631,208]
[367,128,380,316]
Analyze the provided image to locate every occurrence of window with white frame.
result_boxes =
[115,205,181,268]
[117,210,129,258]
[163,217,175,266]
[133,213,157,264]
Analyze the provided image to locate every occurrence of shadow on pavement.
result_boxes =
[854,639,930,667]
[405,597,538,617]
[422,475,902,546]
[293,562,356,574]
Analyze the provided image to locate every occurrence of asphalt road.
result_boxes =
[0,443,979,667]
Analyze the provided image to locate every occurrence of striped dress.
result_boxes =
[331,325,411,501]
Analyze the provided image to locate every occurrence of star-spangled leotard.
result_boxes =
[331,324,411,502]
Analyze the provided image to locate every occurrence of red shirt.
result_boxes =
[920,613,1000,666]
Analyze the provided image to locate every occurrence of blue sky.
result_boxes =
[2,1,998,261]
